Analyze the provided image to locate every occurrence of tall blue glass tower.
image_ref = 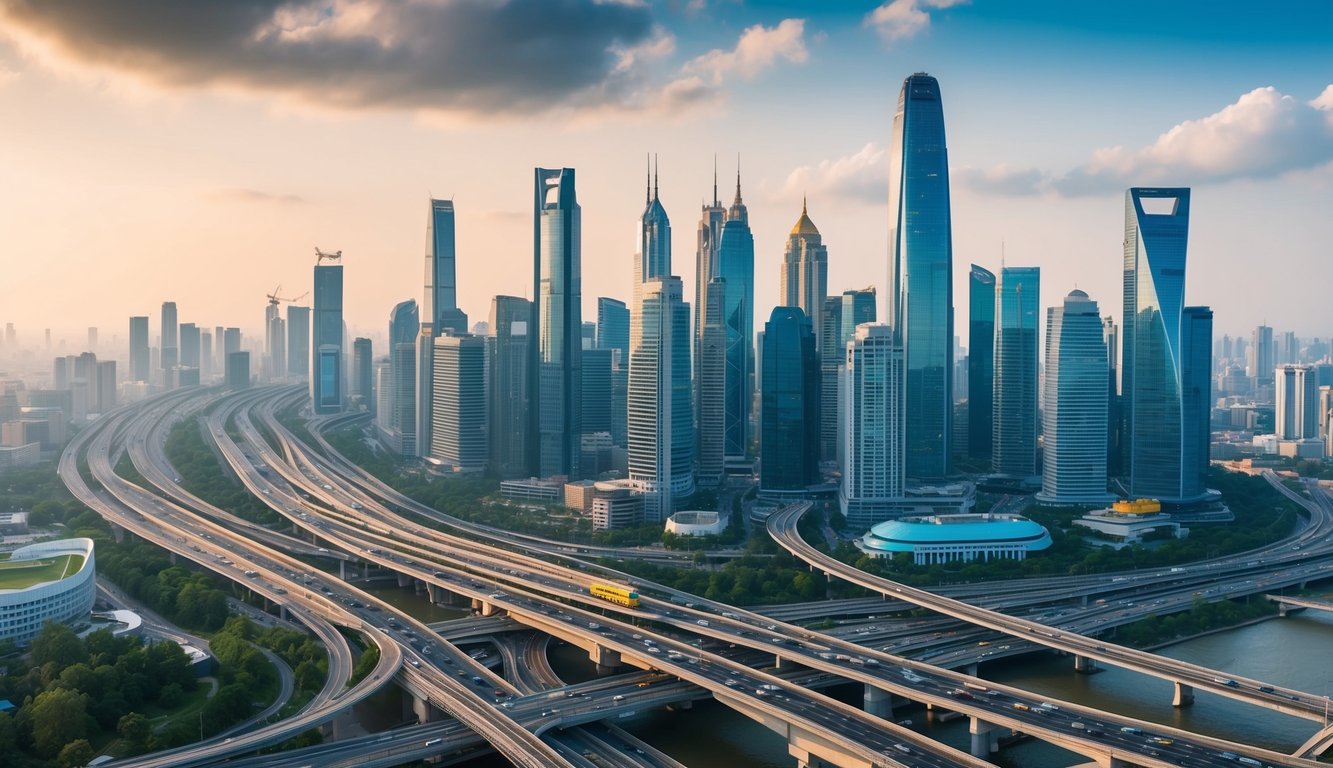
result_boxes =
[311,258,344,414]
[1122,187,1202,501]
[888,73,954,479]
[760,306,818,493]
[718,173,754,460]
[967,265,995,460]
[533,168,582,478]
[993,266,1040,477]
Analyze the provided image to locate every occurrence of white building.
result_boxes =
[838,323,905,530]
[0,538,96,644]
[1037,290,1115,505]
[428,333,487,473]
[628,277,694,522]
[1275,365,1320,440]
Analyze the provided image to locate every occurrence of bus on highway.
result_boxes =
[589,583,640,608]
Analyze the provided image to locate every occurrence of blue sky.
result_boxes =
[0,0,1328,352]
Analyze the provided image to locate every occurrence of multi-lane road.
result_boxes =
[59,385,1333,768]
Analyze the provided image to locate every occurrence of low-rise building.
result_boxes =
[1073,499,1189,546]
[858,513,1051,564]
[665,510,725,536]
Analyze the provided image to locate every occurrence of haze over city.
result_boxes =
[1,0,1331,345]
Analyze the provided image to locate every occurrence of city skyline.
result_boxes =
[1,2,1331,347]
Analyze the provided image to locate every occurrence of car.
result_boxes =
[612,695,625,701]
[408,659,420,667]
[697,619,710,627]
[1258,686,1274,693]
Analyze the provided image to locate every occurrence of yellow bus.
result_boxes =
[589,583,640,608]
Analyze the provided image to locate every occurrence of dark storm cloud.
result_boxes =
[0,0,656,113]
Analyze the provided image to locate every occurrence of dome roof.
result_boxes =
[790,197,819,236]
[1068,289,1089,298]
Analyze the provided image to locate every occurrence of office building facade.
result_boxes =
[490,296,532,478]
[1039,290,1112,504]
[839,324,905,529]
[888,73,954,479]
[429,334,487,473]
[160,301,178,371]
[992,266,1041,477]
[628,274,694,521]
[780,200,829,350]
[532,168,583,478]
[967,265,996,460]
[311,259,344,414]
[287,306,311,377]
[129,316,149,383]
[718,174,755,461]
[760,307,818,493]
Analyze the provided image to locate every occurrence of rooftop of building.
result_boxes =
[863,513,1050,547]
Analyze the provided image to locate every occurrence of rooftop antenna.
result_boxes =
[646,153,651,204]
[653,153,658,200]
[713,153,718,207]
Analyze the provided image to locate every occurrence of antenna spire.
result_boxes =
[653,153,659,201]
[733,153,743,206]
[646,153,651,205]
[712,153,719,206]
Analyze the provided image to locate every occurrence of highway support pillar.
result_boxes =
[279,605,289,622]
[397,572,412,588]
[966,662,979,677]
[339,559,347,580]
[1092,755,1137,768]
[409,693,439,724]
[427,583,447,605]
[969,717,999,758]
[1074,654,1098,674]
[1172,681,1194,707]
[788,745,834,768]
[863,685,893,719]
[589,644,622,675]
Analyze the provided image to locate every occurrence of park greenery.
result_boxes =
[617,550,828,606]
[164,419,282,526]
[0,622,198,767]
[828,468,1303,588]
[1114,597,1278,648]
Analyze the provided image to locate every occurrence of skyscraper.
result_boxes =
[694,164,727,459]
[489,296,532,479]
[1122,188,1207,502]
[385,300,419,455]
[1181,306,1213,498]
[1275,364,1320,439]
[888,73,954,479]
[200,330,212,382]
[267,316,286,379]
[628,277,693,521]
[718,172,755,462]
[697,276,727,488]
[160,301,178,371]
[311,255,344,414]
[839,323,905,529]
[780,199,828,348]
[992,266,1040,477]
[226,351,250,389]
[597,297,630,447]
[1103,316,1121,476]
[129,316,149,382]
[429,334,487,473]
[760,307,818,494]
[581,348,613,435]
[179,323,200,369]
[967,265,996,460]
[352,337,373,413]
[819,288,877,466]
[416,199,469,458]
[1039,290,1112,504]
[287,306,311,378]
[533,168,583,478]
[1249,325,1274,382]
[95,360,116,414]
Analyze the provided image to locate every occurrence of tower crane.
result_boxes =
[266,285,309,309]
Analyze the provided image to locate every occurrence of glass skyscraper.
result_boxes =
[694,168,727,467]
[379,299,418,455]
[417,199,469,458]
[286,305,310,378]
[888,73,954,479]
[489,296,532,479]
[1122,188,1208,502]
[128,316,149,382]
[992,266,1040,477]
[967,265,996,460]
[839,323,904,530]
[1181,306,1213,500]
[718,173,754,461]
[629,277,694,521]
[430,334,487,473]
[760,307,818,493]
[697,276,726,488]
[1039,290,1112,504]
[819,288,876,465]
[596,297,629,447]
[533,168,583,478]
[160,301,178,371]
[311,260,343,415]
[780,200,828,349]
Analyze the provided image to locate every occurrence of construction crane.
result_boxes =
[266,285,309,310]
[315,247,342,263]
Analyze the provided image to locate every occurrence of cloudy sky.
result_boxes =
[1,0,1330,352]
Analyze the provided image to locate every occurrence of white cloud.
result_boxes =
[685,18,807,84]
[780,142,887,205]
[956,85,1333,197]
[864,0,967,43]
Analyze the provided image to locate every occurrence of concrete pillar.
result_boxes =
[966,662,979,677]
[1173,681,1195,707]
[397,572,412,588]
[339,560,347,580]
[788,745,833,768]
[863,685,893,719]
[410,692,438,724]
[427,583,447,605]
[1074,654,1098,674]
[969,717,998,758]
[279,605,289,622]
[589,644,622,675]
[109,523,125,543]
[169,552,177,565]
[1080,594,1089,606]
[478,600,498,617]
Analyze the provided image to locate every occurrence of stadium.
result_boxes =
[0,538,97,644]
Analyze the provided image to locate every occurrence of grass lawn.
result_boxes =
[0,553,84,589]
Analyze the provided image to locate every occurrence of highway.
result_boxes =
[232,385,1321,767]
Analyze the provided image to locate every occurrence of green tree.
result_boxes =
[28,688,91,758]
[30,622,88,671]
[58,738,94,768]
[117,712,151,754]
